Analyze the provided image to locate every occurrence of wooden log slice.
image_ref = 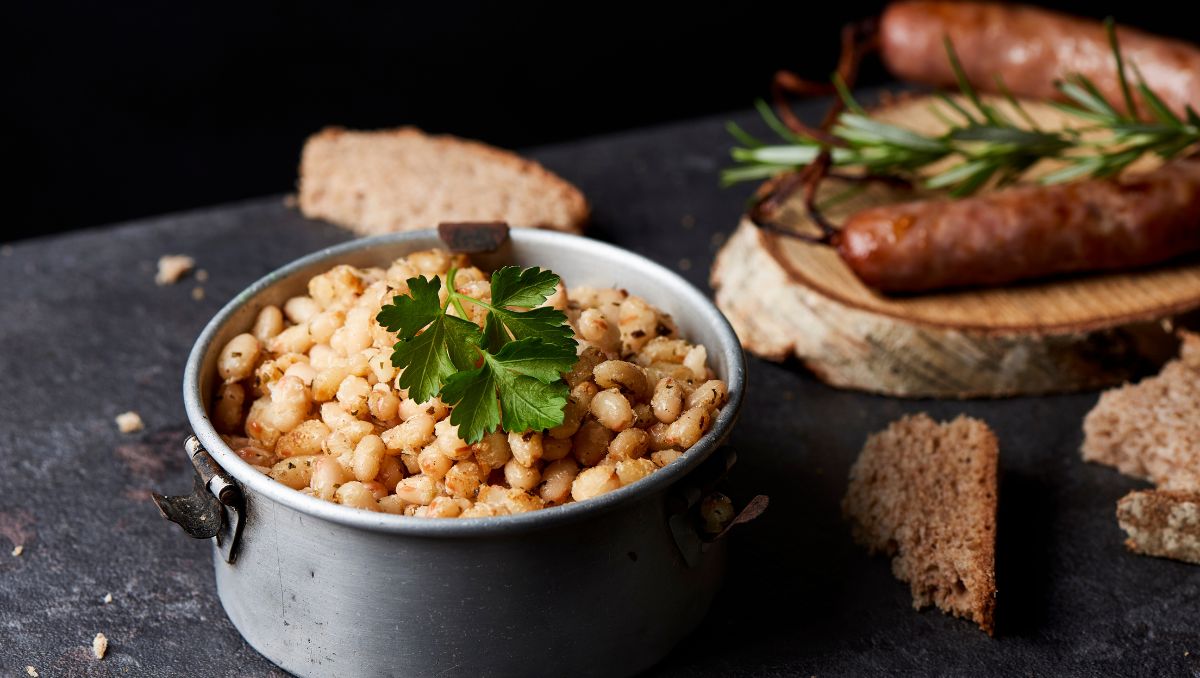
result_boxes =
[711,95,1200,397]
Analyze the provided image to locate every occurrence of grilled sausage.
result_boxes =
[881,1,1200,117]
[834,159,1200,293]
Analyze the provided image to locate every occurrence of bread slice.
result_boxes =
[1117,489,1200,564]
[1082,332,1200,491]
[843,413,999,635]
[298,127,589,236]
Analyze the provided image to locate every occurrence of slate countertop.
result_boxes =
[2,102,1198,677]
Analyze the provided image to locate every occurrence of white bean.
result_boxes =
[218,334,260,382]
[571,464,620,501]
[589,388,634,431]
[252,306,284,343]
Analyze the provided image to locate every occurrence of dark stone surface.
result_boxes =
[3,102,1199,677]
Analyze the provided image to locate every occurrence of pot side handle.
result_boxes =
[667,448,768,567]
[152,436,245,564]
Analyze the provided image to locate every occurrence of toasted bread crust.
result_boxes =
[298,126,589,236]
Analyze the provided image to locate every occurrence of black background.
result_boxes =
[4,1,1190,241]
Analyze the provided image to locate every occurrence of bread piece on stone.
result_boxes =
[298,127,589,236]
[1117,489,1200,564]
[1082,332,1200,491]
[843,413,999,635]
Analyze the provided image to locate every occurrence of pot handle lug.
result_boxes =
[667,448,769,566]
[152,436,245,564]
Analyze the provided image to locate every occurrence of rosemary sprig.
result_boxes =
[724,18,1200,196]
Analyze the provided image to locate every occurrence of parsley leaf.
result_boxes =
[377,276,483,403]
[483,266,576,351]
[376,263,580,444]
[442,338,574,440]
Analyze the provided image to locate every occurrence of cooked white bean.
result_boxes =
[367,384,400,421]
[472,432,512,470]
[336,481,379,511]
[310,455,349,501]
[686,379,728,411]
[308,265,364,308]
[683,345,708,381]
[593,360,649,399]
[276,419,331,458]
[265,376,310,433]
[571,464,620,501]
[436,420,473,460]
[352,435,385,482]
[308,310,345,345]
[616,458,658,486]
[218,334,260,382]
[651,377,684,423]
[214,382,246,433]
[381,414,436,453]
[607,428,649,461]
[393,475,437,505]
[504,458,541,491]
[541,436,572,462]
[577,308,621,354]
[417,445,454,480]
[651,449,683,467]
[540,458,579,504]
[269,455,319,489]
[667,406,712,449]
[284,296,321,324]
[445,461,483,499]
[508,431,543,467]
[252,306,284,343]
[572,420,613,466]
[269,324,314,355]
[590,388,634,431]
[283,361,317,387]
[336,375,371,417]
[618,296,658,352]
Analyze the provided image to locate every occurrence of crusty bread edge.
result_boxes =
[297,125,591,235]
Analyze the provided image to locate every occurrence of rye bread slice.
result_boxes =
[1082,332,1200,491]
[1117,489,1200,564]
[843,413,999,635]
[298,127,589,236]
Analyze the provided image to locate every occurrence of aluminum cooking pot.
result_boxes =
[158,227,749,678]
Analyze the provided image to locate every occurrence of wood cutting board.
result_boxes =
[711,95,1200,397]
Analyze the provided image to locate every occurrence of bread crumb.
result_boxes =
[681,214,695,229]
[195,268,209,282]
[1,245,12,257]
[11,544,23,557]
[25,667,38,677]
[282,193,299,209]
[92,632,108,660]
[155,254,195,285]
[678,258,692,271]
[192,286,206,301]
[103,592,113,604]
[115,411,144,433]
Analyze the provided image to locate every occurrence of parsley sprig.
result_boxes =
[376,265,578,444]
[723,19,1200,196]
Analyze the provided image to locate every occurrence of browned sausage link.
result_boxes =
[880,1,1200,117]
[834,159,1200,293]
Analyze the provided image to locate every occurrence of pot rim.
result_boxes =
[184,228,746,537]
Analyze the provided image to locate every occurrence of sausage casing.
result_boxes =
[835,159,1200,293]
[881,1,1200,117]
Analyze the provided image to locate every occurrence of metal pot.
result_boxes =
[159,228,748,678]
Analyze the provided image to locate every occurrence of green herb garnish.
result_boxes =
[723,18,1200,196]
[376,265,577,443]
